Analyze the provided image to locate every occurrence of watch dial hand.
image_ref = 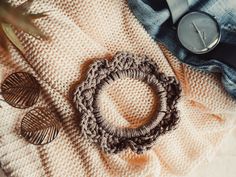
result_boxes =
[203,31,207,40]
[192,21,207,48]
[192,21,200,33]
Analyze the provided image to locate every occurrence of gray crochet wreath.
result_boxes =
[74,52,181,154]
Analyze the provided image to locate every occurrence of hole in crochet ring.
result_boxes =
[96,77,160,129]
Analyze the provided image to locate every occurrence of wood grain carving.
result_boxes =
[1,72,41,108]
[21,107,61,145]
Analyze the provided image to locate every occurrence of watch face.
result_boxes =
[177,11,221,54]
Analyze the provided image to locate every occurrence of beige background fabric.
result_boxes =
[1,127,236,177]
[0,0,236,177]
[185,128,236,177]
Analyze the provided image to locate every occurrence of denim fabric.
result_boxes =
[128,0,236,99]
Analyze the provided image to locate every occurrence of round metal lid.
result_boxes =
[177,11,221,54]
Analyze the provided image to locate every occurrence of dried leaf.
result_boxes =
[16,0,33,12]
[0,0,47,54]
[1,10,46,39]
[1,23,25,53]
[21,107,61,145]
[27,12,48,20]
[1,72,41,109]
[0,25,8,53]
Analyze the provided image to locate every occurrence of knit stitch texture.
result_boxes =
[0,0,236,177]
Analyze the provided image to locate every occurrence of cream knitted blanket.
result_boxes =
[0,0,236,177]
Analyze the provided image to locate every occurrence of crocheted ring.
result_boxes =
[74,52,181,154]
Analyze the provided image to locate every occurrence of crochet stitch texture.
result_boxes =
[74,52,181,154]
